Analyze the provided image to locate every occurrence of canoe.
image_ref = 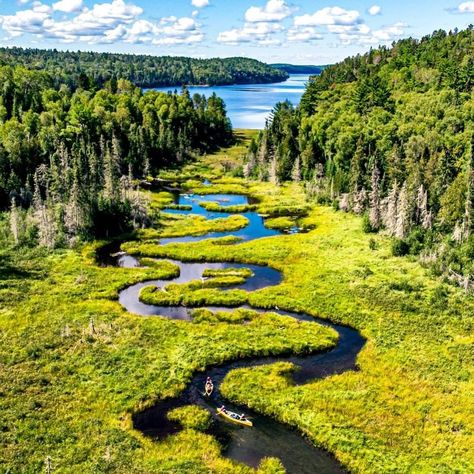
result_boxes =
[204,383,213,396]
[216,408,253,427]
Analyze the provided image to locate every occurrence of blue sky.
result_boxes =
[0,0,472,64]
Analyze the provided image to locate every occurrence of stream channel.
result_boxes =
[98,190,365,473]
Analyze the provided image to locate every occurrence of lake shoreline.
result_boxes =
[147,74,311,129]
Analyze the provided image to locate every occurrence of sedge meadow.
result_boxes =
[0,13,473,474]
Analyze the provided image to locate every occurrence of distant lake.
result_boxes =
[151,74,310,129]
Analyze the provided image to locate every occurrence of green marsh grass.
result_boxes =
[1,134,473,473]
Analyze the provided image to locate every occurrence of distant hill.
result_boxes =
[270,64,328,75]
[256,27,474,265]
[0,48,289,89]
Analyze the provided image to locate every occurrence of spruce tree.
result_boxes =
[269,152,279,185]
[9,197,20,244]
[369,162,381,230]
[463,133,474,238]
[385,181,399,235]
[291,156,301,182]
[395,181,410,239]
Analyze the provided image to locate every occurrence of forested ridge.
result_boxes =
[1,64,233,246]
[249,27,474,284]
[271,64,327,75]
[0,48,288,89]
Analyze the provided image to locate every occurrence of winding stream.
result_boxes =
[100,191,365,473]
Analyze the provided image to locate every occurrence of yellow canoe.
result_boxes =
[216,408,253,427]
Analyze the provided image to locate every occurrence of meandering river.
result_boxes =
[99,190,364,473]
[151,75,310,129]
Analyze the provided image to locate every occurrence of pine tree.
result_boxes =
[369,163,381,230]
[257,134,268,180]
[103,147,119,202]
[10,197,21,244]
[129,188,149,229]
[339,193,350,212]
[291,156,301,182]
[35,201,57,248]
[268,152,279,185]
[462,133,474,238]
[64,177,85,243]
[349,138,364,191]
[416,184,432,230]
[395,181,410,238]
[352,188,367,214]
[33,167,57,248]
[384,181,399,235]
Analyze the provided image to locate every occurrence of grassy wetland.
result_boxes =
[1,130,473,473]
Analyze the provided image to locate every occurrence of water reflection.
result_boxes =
[150,74,310,129]
[162,193,280,244]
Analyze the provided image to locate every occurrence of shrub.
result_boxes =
[392,239,410,256]
[362,213,376,233]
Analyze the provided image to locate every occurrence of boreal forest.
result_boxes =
[1,16,474,474]
[249,27,474,285]
[0,48,288,89]
[0,64,233,245]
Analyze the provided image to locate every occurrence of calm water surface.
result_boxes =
[97,190,365,473]
[152,74,310,129]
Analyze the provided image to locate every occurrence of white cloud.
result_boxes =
[289,5,404,46]
[218,21,283,45]
[0,0,205,46]
[44,0,142,41]
[368,5,381,16]
[124,16,204,45]
[338,22,406,45]
[327,23,370,35]
[245,0,295,22]
[217,0,295,46]
[287,26,322,42]
[294,6,361,26]
[191,0,209,7]
[53,0,83,13]
[457,1,474,12]
[0,3,51,37]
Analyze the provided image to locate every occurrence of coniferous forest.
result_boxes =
[249,27,474,284]
[1,17,474,474]
[0,48,288,89]
[1,64,233,245]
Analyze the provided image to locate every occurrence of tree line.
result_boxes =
[0,48,288,90]
[247,27,474,284]
[1,64,233,247]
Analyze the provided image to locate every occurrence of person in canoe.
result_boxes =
[217,406,253,427]
[204,377,214,396]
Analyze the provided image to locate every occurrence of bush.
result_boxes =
[405,227,428,255]
[391,239,410,256]
[362,213,376,233]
